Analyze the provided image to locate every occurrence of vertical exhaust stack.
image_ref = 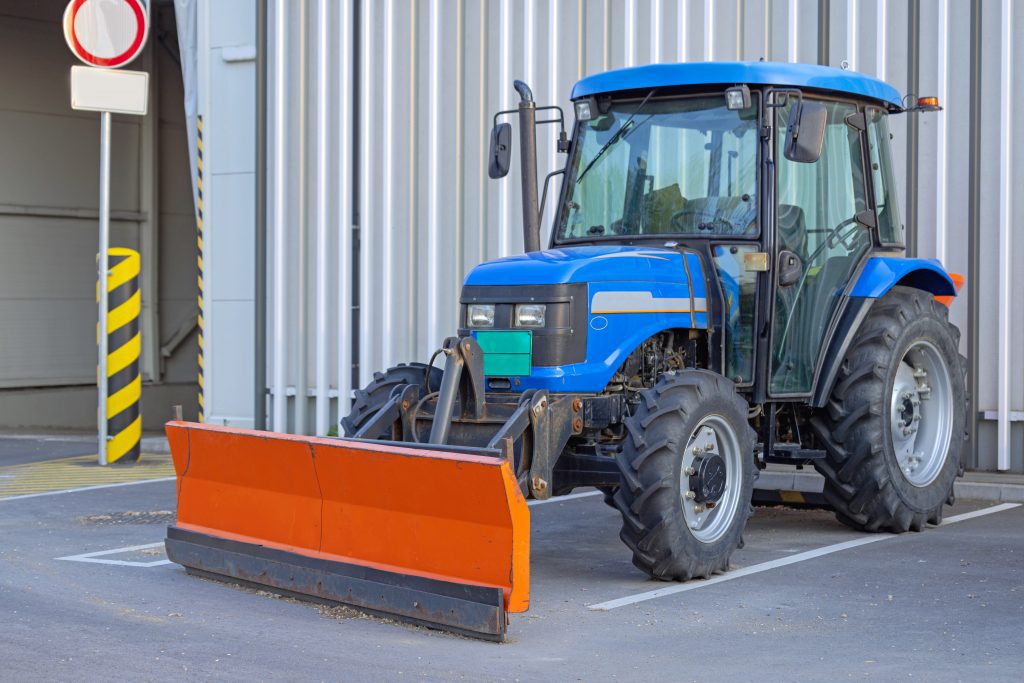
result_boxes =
[514,80,542,253]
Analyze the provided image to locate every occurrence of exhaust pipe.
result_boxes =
[514,80,541,253]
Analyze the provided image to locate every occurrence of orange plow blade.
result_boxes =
[164,422,529,640]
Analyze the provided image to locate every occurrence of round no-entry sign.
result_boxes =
[63,0,149,69]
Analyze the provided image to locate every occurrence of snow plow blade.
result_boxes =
[164,422,529,641]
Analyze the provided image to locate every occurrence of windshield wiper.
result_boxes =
[575,89,657,185]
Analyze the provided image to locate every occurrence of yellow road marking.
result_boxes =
[0,453,174,500]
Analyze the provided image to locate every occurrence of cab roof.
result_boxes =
[571,61,903,110]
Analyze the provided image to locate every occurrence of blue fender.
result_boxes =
[849,257,957,299]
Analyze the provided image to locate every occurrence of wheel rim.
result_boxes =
[680,415,743,544]
[889,340,953,487]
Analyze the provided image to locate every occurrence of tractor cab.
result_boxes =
[484,62,945,406]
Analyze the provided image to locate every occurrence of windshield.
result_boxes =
[557,95,760,241]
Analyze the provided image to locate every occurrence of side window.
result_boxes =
[866,107,903,245]
[713,244,758,383]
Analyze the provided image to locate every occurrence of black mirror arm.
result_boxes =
[538,168,566,224]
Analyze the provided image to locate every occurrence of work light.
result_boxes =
[725,85,751,110]
[467,304,495,327]
[574,99,593,122]
[514,304,546,328]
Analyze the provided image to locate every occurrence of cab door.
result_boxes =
[769,99,873,395]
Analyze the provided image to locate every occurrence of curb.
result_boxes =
[755,469,1024,504]
[140,436,171,454]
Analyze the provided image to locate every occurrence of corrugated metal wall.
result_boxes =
[202,0,1023,471]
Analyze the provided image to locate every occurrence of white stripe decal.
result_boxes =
[591,291,706,314]
[590,251,671,261]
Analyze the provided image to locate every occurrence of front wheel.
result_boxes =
[341,363,442,438]
[613,371,757,580]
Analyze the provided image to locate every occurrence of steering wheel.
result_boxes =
[669,208,736,234]
[822,216,861,251]
[774,216,866,368]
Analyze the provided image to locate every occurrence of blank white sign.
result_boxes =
[70,65,148,115]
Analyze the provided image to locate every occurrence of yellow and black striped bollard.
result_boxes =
[197,114,205,423]
[102,248,142,463]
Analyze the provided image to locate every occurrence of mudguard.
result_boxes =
[849,256,957,299]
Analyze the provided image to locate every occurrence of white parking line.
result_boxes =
[589,502,1021,611]
[57,541,172,567]
[528,490,602,507]
[0,476,176,502]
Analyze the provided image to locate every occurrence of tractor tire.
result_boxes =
[341,363,443,438]
[613,370,757,580]
[810,286,967,532]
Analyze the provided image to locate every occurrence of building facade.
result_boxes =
[5,0,1017,472]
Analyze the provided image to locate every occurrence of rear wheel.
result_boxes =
[341,363,443,438]
[811,286,967,531]
[613,371,757,580]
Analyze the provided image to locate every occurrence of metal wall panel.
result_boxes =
[203,0,1024,470]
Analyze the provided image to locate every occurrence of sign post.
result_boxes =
[64,0,150,465]
[98,109,111,463]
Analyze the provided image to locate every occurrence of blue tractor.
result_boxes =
[342,62,966,581]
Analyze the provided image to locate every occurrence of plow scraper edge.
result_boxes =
[164,422,530,641]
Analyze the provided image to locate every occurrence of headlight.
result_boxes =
[514,303,546,328]
[467,304,495,327]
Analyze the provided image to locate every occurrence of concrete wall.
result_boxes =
[0,0,199,430]
[200,0,1023,471]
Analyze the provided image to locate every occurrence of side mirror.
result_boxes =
[777,249,803,287]
[784,101,827,163]
[488,122,512,179]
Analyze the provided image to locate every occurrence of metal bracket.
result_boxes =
[428,336,487,444]
[526,393,577,500]
[354,394,402,440]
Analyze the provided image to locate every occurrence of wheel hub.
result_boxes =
[680,418,742,544]
[689,453,727,503]
[889,341,953,487]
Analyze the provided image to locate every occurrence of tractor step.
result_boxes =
[756,442,827,465]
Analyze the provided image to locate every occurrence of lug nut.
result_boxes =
[694,504,705,513]
[685,467,696,476]
[684,490,696,500]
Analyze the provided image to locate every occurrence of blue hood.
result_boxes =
[464,245,688,286]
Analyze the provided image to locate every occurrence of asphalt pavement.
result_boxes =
[1,441,1022,681]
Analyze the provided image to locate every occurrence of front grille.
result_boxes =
[459,283,588,367]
